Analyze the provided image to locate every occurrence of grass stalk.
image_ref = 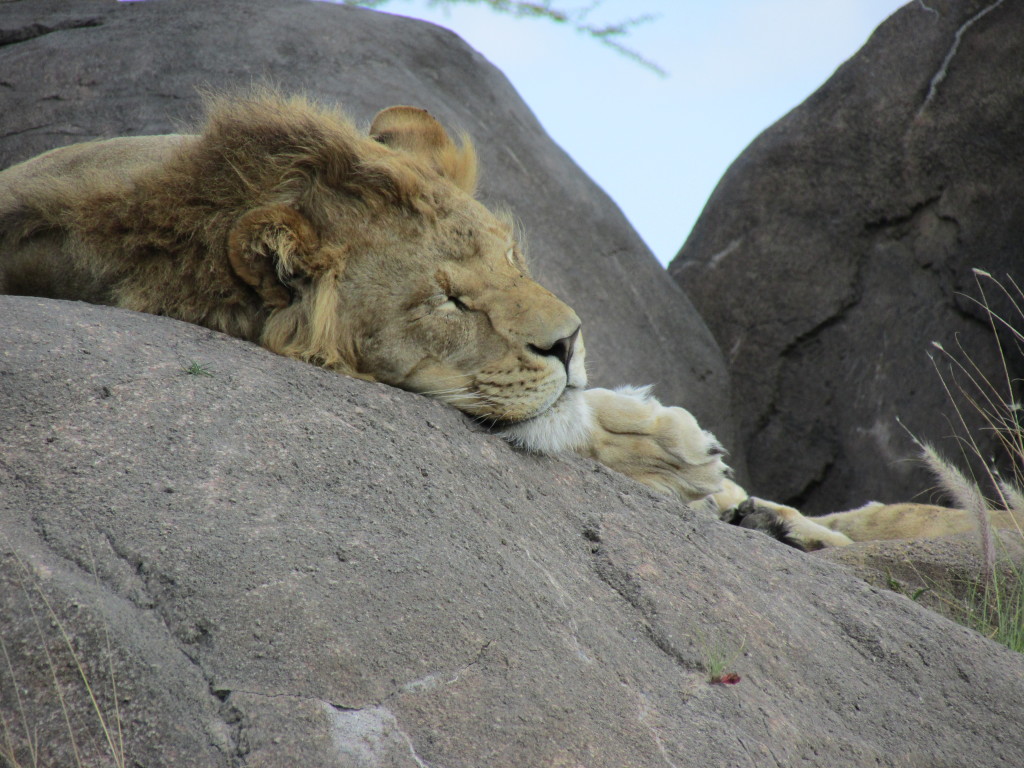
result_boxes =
[1,547,126,768]
[925,269,1024,649]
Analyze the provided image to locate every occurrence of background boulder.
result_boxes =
[3,295,1024,766]
[671,0,1024,512]
[0,0,736,455]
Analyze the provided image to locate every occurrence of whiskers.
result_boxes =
[417,384,481,406]
[486,401,533,426]
[414,382,501,416]
[414,374,559,425]
[417,384,474,399]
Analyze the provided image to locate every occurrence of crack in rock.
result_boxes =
[863,195,943,232]
[210,683,250,768]
[398,639,492,694]
[98,531,248,764]
[0,18,104,47]
[99,524,492,763]
[214,639,494,713]
[204,640,492,766]
[213,686,363,713]
[918,0,1007,117]
[1,527,246,764]
[590,541,701,673]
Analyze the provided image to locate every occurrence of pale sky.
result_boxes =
[353,0,910,264]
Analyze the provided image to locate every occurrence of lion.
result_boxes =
[0,92,1014,550]
[0,92,726,505]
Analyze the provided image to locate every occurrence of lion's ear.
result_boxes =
[370,106,478,194]
[227,205,320,308]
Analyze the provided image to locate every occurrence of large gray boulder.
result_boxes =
[671,0,1024,512]
[0,0,736,454]
[3,295,1024,766]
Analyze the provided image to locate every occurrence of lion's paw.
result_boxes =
[720,497,853,550]
[720,498,806,550]
[581,386,728,503]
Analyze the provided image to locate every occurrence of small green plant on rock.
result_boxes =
[697,633,745,685]
[182,360,213,377]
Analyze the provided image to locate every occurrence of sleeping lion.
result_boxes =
[0,92,1010,549]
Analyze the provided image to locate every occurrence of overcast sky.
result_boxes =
[348,0,910,265]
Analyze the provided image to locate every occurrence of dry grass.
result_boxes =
[0,547,126,768]
[925,269,1024,651]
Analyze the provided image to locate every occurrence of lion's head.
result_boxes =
[219,97,588,438]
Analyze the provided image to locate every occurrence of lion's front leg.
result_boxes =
[575,387,855,550]
[578,387,730,503]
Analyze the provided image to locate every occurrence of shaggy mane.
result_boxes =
[185,91,478,219]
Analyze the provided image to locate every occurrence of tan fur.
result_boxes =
[724,495,1024,551]
[816,501,1022,544]
[582,387,727,502]
[0,91,730,502]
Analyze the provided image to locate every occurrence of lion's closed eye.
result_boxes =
[437,295,470,313]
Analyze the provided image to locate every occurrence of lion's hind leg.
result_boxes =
[813,502,979,541]
[719,496,855,551]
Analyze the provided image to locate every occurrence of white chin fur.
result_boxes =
[496,388,593,455]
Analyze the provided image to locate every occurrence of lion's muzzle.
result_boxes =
[528,325,580,375]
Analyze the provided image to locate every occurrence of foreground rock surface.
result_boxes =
[3,296,1024,767]
[0,0,735,454]
[671,0,1024,511]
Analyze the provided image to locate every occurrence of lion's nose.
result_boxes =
[530,326,580,374]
